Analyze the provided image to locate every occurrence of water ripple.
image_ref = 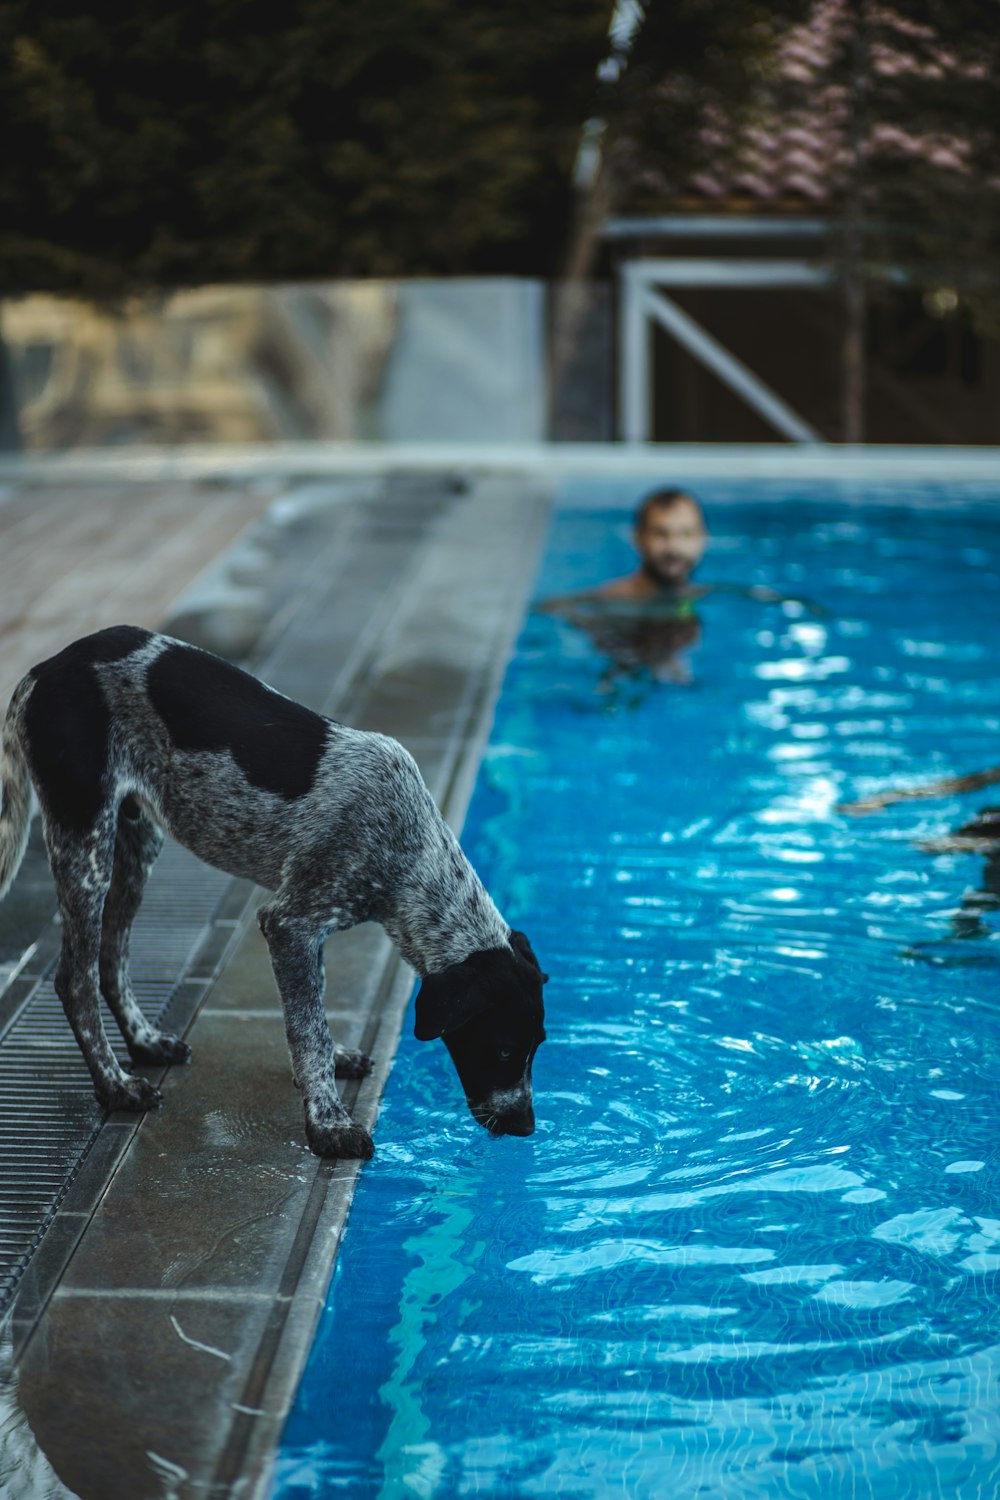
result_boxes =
[276,494,1000,1500]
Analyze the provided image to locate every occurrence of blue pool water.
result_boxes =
[274,482,1000,1499]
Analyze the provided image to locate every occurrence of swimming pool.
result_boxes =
[272,481,1000,1499]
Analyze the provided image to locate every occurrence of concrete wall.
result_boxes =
[0,279,563,450]
[377,280,548,443]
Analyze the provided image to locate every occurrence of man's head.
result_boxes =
[634,489,707,588]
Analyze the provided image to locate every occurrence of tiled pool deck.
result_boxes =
[0,467,550,1499]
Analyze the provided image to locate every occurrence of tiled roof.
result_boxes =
[628,0,983,211]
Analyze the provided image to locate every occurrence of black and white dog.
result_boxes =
[0,627,547,1159]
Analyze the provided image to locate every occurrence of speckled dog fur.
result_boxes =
[0,627,547,1159]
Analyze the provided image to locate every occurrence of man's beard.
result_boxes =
[644,556,691,587]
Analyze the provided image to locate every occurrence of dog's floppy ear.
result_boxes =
[510,928,549,985]
[414,962,493,1041]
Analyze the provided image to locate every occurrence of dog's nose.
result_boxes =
[470,1095,535,1137]
[491,1099,535,1137]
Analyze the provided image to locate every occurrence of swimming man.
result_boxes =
[536,488,798,689]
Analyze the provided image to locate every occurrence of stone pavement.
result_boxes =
[0,465,551,1500]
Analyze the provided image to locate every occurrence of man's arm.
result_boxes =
[534,590,598,615]
[693,583,828,616]
[839,765,1000,816]
[534,577,642,614]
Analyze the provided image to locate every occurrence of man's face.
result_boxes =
[635,499,707,587]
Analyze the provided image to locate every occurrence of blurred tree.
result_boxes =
[602,0,813,203]
[0,0,611,295]
[856,0,1000,332]
[603,0,1000,441]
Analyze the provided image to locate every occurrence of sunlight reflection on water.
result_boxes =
[274,490,1000,1500]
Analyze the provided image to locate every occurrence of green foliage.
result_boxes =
[603,0,813,200]
[605,0,1000,331]
[855,1,1000,333]
[0,1,611,295]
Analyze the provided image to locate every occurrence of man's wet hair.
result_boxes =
[634,489,703,532]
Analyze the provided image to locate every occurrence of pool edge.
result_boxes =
[232,477,554,1500]
[5,472,554,1500]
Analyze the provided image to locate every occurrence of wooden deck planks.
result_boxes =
[0,479,277,709]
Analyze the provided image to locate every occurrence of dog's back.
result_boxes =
[7,628,297,884]
[6,626,461,905]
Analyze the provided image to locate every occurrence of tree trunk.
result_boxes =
[842,244,866,444]
[841,0,868,444]
[548,139,614,437]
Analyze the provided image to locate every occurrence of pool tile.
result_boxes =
[352,661,476,742]
[16,1290,278,1500]
[55,1014,323,1295]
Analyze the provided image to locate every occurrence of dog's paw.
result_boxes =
[305,1118,375,1160]
[100,1075,163,1113]
[129,1032,192,1066]
[334,1047,373,1080]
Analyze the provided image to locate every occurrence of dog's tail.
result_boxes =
[0,677,35,902]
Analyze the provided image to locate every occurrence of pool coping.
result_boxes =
[229,480,554,1500]
[2,440,1000,491]
[3,470,553,1500]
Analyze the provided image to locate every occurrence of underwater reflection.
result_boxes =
[551,598,703,695]
[842,777,1000,963]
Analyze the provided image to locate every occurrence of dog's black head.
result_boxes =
[414,929,547,1138]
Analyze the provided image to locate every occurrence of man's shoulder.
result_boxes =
[536,575,639,612]
[591,576,644,600]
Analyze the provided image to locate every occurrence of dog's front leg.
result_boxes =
[314,949,373,1081]
[258,905,374,1160]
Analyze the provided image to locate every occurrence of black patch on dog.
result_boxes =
[24,627,151,832]
[146,643,328,800]
[415,943,547,1042]
[414,956,494,1041]
[29,624,152,674]
[510,928,549,983]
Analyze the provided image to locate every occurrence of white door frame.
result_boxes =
[618,258,833,444]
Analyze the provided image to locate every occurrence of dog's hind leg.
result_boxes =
[258,902,374,1160]
[49,815,162,1114]
[100,798,192,1067]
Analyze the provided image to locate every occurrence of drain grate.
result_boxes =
[0,841,236,1311]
